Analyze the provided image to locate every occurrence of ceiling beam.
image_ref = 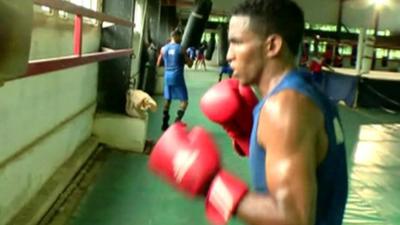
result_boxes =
[162,0,194,7]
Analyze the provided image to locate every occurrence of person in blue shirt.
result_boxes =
[186,46,197,62]
[225,0,348,224]
[157,29,193,131]
[218,63,234,82]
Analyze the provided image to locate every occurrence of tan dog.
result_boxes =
[126,89,157,119]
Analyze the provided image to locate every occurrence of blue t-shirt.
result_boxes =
[249,70,348,225]
[162,43,185,86]
[186,47,196,60]
[220,64,233,75]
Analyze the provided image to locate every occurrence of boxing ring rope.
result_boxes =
[16,0,135,79]
[318,67,400,111]
[362,81,400,108]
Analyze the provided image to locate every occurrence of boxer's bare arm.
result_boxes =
[236,90,326,225]
[181,49,193,68]
[157,48,164,67]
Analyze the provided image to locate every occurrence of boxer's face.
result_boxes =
[227,15,265,85]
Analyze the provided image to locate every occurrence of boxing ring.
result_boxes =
[315,68,400,111]
[318,68,400,224]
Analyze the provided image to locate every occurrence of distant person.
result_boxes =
[218,63,233,82]
[300,42,310,67]
[323,44,334,65]
[333,48,343,67]
[157,29,193,131]
[195,41,207,71]
[186,46,196,61]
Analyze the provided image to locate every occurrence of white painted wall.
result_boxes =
[0,7,100,225]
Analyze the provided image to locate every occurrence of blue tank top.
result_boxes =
[162,43,185,86]
[249,70,348,225]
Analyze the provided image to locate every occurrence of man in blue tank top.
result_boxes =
[157,29,193,131]
[225,0,348,224]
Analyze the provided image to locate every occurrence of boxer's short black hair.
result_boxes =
[171,29,182,37]
[232,0,304,56]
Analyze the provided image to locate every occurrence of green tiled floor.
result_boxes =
[69,68,400,225]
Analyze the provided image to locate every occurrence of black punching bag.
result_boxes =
[181,0,212,49]
[351,45,357,67]
[205,32,216,60]
[218,23,229,66]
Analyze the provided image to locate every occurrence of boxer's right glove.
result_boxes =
[149,123,248,225]
[200,78,258,156]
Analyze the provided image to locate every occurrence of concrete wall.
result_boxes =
[0,7,100,225]
[131,0,149,87]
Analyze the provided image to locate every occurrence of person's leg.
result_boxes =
[174,84,189,122]
[162,84,172,131]
[162,99,171,131]
[175,100,188,122]
[202,59,207,71]
[218,72,223,82]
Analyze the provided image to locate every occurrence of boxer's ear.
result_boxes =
[264,34,283,58]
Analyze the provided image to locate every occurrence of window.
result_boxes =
[310,24,337,32]
[58,10,68,19]
[307,23,391,37]
[41,6,53,15]
[39,0,101,25]
[389,50,400,60]
[338,45,352,56]
[208,16,228,23]
[318,41,328,53]
[375,48,388,59]
[308,40,329,54]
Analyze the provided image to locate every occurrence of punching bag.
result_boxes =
[351,44,357,67]
[205,32,216,60]
[181,0,212,50]
[218,23,229,66]
[0,0,33,81]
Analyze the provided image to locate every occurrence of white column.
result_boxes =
[356,28,365,73]
[361,35,375,74]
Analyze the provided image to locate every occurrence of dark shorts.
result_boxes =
[164,84,188,101]
[197,53,205,60]
[220,65,233,75]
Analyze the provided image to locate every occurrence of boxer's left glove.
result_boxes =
[200,78,258,156]
[149,123,248,224]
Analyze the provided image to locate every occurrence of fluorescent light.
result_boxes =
[370,0,389,8]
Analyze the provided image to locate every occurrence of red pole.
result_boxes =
[74,15,83,56]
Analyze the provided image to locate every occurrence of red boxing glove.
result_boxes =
[205,170,248,225]
[148,122,220,196]
[149,123,248,225]
[200,78,258,156]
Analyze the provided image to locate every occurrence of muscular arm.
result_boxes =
[182,48,193,68]
[157,48,164,67]
[237,90,326,225]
